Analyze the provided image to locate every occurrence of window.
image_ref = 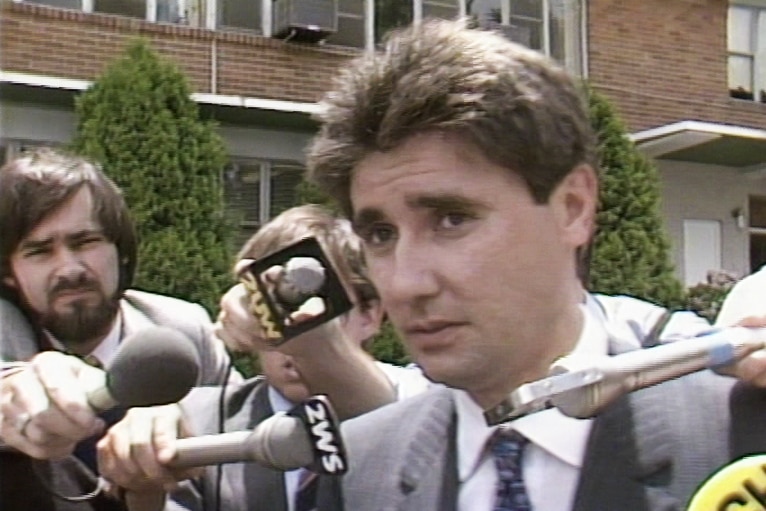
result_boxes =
[94,0,145,18]
[469,0,584,75]
[223,159,304,247]
[322,0,582,74]
[20,0,191,24]
[218,0,263,33]
[748,195,766,272]
[728,2,766,102]
[24,0,81,8]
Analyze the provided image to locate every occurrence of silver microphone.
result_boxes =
[548,326,766,418]
[274,257,326,307]
[485,327,766,425]
[170,413,312,470]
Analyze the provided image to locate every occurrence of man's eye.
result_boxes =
[77,237,102,247]
[438,212,470,229]
[22,247,50,258]
[364,224,396,246]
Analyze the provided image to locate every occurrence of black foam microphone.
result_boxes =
[168,395,347,475]
[83,326,200,411]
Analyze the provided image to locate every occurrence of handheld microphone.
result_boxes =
[485,327,766,425]
[168,395,347,475]
[82,326,200,411]
[273,257,326,308]
[548,326,766,418]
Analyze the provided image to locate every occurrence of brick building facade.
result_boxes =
[2,0,766,284]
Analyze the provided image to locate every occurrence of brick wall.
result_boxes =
[0,2,356,103]
[588,0,766,132]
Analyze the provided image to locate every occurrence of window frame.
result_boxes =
[728,1,766,102]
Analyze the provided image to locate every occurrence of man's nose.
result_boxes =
[52,247,87,279]
[384,240,440,303]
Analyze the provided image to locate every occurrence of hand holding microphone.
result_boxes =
[98,393,347,510]
[0,326,199,460]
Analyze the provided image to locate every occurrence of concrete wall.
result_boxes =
[0,100,311,163]
[658,160,766,281]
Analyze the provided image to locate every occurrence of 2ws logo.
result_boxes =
[303,397,347,475]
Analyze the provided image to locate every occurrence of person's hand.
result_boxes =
[714,315,766,387]
[0,351,105,459]
[96,404,198,493]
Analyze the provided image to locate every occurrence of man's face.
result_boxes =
[351,132,594,407]
[4,187,121,348]
[259,350,311,404]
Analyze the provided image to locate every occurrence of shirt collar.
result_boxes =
[268,385,296,413]
[454,303,609,482]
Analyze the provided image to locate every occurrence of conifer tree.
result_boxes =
[71,39,232,314]
[587,88,685,308]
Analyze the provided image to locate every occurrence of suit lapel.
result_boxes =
[574,386,680,511]
[119,299,156,339]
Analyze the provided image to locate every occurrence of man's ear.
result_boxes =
[551,164,598,247]
[2,275,17,289]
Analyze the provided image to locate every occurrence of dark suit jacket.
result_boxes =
[321,372,766,511]
[167,378,290,511]
[0,293,235,511]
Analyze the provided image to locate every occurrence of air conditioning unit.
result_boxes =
[273,0,338,44]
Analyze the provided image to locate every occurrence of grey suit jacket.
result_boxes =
[167,378,290,511]
[329,372,766,511]
[0,292,236,511]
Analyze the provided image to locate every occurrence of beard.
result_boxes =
[21,274,123,348]
[41,294,120,347]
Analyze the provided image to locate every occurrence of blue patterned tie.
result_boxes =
[490,429,531,511]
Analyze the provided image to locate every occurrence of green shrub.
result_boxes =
[70,39,233,314]
[586,87,685,309]
[684,270,738,323]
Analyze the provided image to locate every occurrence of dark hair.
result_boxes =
[307,18,597,218]
[236,204,379,311]
[0,148,138,301]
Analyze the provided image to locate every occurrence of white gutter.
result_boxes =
[630,120,766,144]
[0,70,322,115]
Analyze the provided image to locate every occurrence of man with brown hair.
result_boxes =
[304,19,766,511]
[0,148,234,511]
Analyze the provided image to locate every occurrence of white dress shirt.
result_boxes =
[268,385,302,511]
[715,265,766,326]
[455,304,609,511]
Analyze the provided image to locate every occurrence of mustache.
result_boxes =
[49,274,100,296]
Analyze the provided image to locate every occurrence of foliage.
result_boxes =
[586,87,685,309]
[295,180,339,213]
[367,320,410,366]
[684,270,738,323]
[70,39,233,315]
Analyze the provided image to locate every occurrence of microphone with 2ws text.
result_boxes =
[81,326,200,411]
[167,395,347,475]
